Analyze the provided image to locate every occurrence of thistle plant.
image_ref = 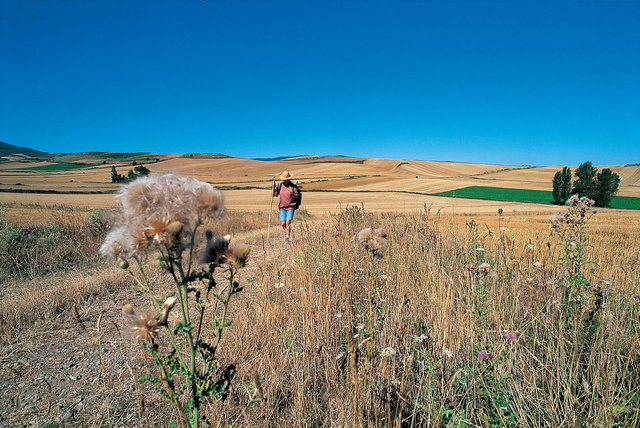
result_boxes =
[100,174,249,427]
[551,195,597,307]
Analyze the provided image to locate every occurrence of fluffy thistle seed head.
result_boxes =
[122,304,162,341]
[144,218,172,244]
[357,228,372,244]
[373,227,387,239]
[477,262,491,274]
[229,244,250,268]
[358,227,388,254]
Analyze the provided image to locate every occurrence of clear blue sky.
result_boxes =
[1,0,638,166]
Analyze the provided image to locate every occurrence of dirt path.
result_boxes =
[0,220,319,426]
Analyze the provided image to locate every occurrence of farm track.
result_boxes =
[0,219,321,426]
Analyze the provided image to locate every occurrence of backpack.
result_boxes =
[278,183,302,209]
[293,184,302,209]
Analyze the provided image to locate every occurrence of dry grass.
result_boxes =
[1,189,639,425]
[199,208,640,426]
[0,267,135,342]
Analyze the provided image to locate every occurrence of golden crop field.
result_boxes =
[2,155,639,213]
[1,156,639,426]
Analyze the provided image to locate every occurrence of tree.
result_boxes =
[573,161,597,198]
[111,165,118,183]
[593,168,620,207]
[134,165,150,176]
[552,166,572,204]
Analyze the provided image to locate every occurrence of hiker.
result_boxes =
[272,171,301,240]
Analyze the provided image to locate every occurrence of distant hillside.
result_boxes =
[253,155,309,161]
[50,152,165,163]
[0,141,50,158]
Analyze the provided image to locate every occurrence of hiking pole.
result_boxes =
[267,177,275,240]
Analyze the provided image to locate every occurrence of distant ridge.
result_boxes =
[0,141,50,158]
[253,155,309,161]
[253,154,353,161]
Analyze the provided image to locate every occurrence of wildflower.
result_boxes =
[357,227,388,254]
[158,297,178,324]
[201,231,230,264]
[194,183,225,220]
[355,323,365,331]
[117,174,224,227]
[228,244,251,268]
[500,227,508,232]
[144,218,173,244]
[380,347,397,358]
[442,347,453,358]
[476,247,485,252]
[412,334,427,343]
[274,282,285,289]
[486,270,498,281]
[632,294,640,300]
[334,312,343,319]
[466,219,476,228]
[373,227,387,239]
[566,194,581,206]
[102,174,226,260]
[526,244,536,251]
[201,231,250,268]
[600,278,611,286]
[357,228,372,244]
[99,226,134,259]
[477,350,489,360]
[505,333,517,343]
[533,261,543,269]
[122,304,165,341]
[477,263,491,274]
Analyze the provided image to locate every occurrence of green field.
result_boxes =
[435,186,640,210]
[7,163,92,171]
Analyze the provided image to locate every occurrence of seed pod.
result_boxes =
[119,258,130,269]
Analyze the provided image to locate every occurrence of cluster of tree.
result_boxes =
[110,164,150,183]
[552,161,620,207]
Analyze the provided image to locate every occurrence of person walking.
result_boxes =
[272,171,300,241]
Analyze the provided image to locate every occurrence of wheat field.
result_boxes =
[1,157,639,426]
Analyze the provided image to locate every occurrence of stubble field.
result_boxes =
[1,155,639,426]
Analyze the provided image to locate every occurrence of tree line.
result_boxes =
[110,164,150,183]
[552,161,620,207]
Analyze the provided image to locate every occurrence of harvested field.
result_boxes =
[1,200,639,426]
[2,155,639,214]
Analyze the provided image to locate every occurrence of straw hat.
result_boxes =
[277,171,294,180]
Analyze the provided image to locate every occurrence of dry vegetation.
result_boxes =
[1,198,639,426]
[1,157,640,426]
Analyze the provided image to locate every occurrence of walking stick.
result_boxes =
[267,177,275,240]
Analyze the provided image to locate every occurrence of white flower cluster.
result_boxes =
[100,174,225,259]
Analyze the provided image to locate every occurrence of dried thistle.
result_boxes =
[357,227,388,255]
[122,305,160,341]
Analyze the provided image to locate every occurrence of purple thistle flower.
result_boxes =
[478,350,489,360]
[633,294,640,300]
[505,333,517,343]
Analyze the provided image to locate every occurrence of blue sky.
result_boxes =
[1,0,639,166]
